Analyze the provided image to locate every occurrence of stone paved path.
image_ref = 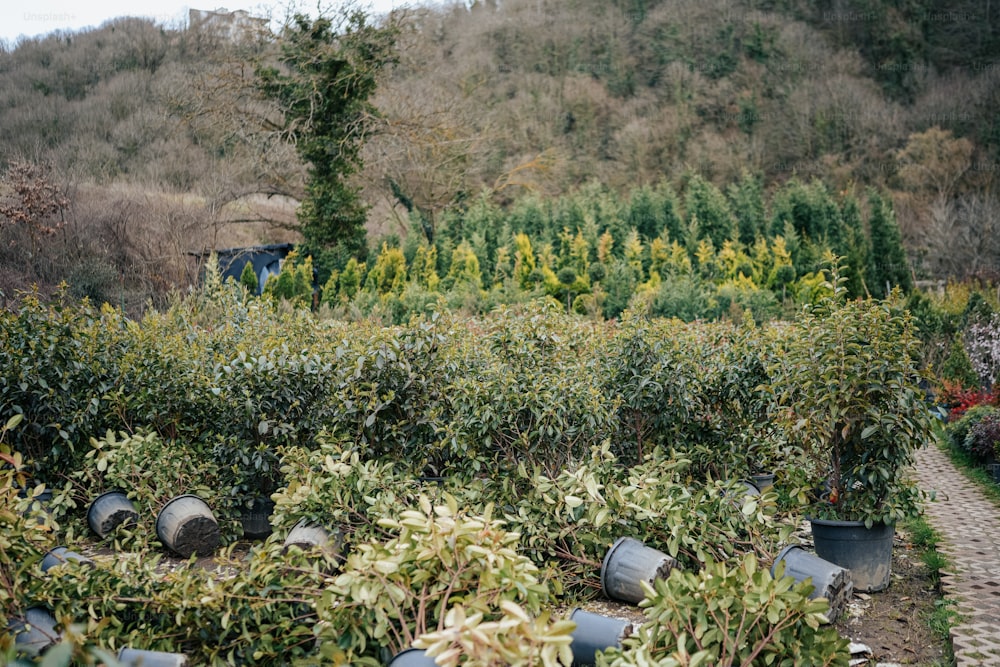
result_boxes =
[913,444,1000,666]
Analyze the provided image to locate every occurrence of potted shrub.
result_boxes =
[78,430,233,555]
[600,554,848,666]
[317,494,553,664]
[772,276,935,592]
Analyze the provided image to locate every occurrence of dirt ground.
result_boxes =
[833,528,949,666]
[577,527,950,666]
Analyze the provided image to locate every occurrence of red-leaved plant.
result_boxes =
[939,379,997,422]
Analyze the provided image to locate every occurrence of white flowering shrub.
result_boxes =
[965,313,1000,390]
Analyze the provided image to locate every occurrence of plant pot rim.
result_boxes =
[91,489,131,502]
[159,493,208,510]
[771,543,805,564]
[600,536,633,576]
[807,517,895,528]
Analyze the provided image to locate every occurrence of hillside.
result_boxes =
[0,0,998,308]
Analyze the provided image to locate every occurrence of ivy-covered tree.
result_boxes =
[257,10,398,280]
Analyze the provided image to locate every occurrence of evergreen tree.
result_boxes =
[239,260,259,294]
[654,180,685,245]
[727,170,766,246]
[628,184,665,241]
[838,194,871,298]
[866,189,912,297]
[338,258,365,301]
[684,174,736,251]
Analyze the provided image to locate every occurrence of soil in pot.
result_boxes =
[87,490,139,538]
[155,494,220,558]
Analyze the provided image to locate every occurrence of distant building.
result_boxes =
[188,7,269,41]
[196,243,294,295]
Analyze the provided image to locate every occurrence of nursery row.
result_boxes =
[3,434,850,665]
[1,272,937,664]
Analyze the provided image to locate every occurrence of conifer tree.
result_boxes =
[866,190,912,297]
[239,260,259,294]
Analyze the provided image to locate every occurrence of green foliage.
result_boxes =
[939,337,980,388]
[415,603,575,667]
[262,250,314,307]
[684,174,736,251]
[944,404,997,456]
[239,260,259,294]
[0,289,123,477]
[601,554,849,667]
[866,189,913,297]
[772,278,934,525]
[322,495,553,661]
[444,302,615,475]
[256,10,398,261]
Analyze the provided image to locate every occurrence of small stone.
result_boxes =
[848,642,873,656]
[855,592,871,601]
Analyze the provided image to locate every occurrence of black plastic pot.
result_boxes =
[155,494,220,558]
[569,609,633,666]
[750,472,775,492]
[810,518,895,592]
[600,537,678,604]
[7,607,60,657]
[240,497,275,540]
[387,648,437,666]
[87,491,139,538]
[117,647,189,666]
[283,521,343,560]
[41,546,94,573]
[770,545,853,622]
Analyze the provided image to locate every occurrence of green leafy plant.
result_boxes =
[77,430,239,544]
[414,602,575,666]
[319,494,553,663]
[600,554,849,667]
[772,267,935,526]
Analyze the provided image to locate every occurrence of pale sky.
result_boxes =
[1,0,416,46]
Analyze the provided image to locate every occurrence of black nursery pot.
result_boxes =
[387,648,437,666]
[7,607,61,657]
[810,518,895,593]
[283,520,344,560]
[600,537,679,604]
[41,546,94,573]
[770,545,853,622]
[155,494,220,558]
[87,490,139,538]
[240,497,275,540]
[569,608,633,666]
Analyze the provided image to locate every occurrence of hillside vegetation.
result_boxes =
[0,0,998,309]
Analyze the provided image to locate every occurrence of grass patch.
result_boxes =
[904,510,960,666]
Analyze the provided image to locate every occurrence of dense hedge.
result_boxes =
[0,273,940,665]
